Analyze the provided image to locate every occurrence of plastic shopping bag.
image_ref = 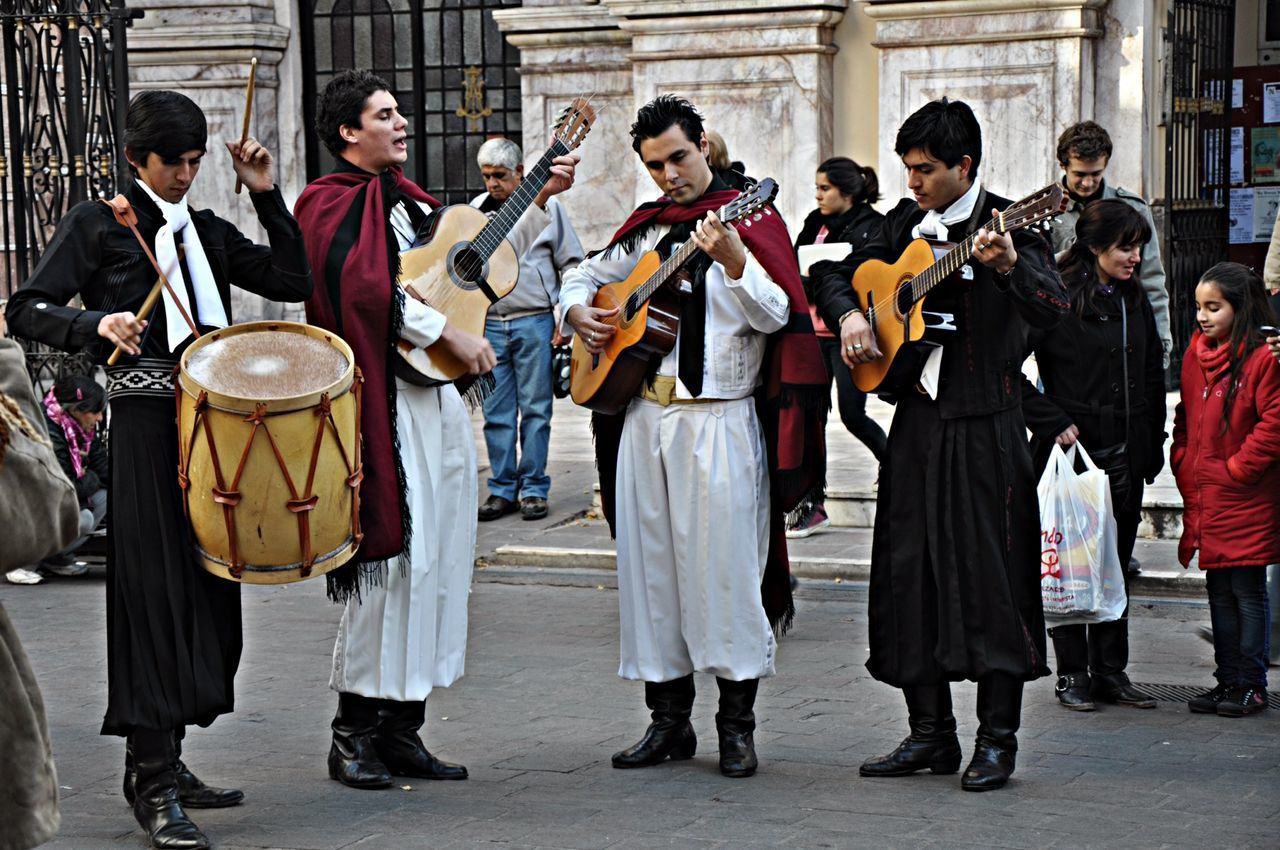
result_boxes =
[1037,443,1127,625]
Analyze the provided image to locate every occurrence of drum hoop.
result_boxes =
[195,536,356,573]
[178,321,355,415]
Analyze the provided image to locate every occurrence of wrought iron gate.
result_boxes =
[300,0,522,205]
[0,0,134,382]
[1164,0,1235,368]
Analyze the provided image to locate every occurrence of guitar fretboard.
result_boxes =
[472,138,572,260]
[906,214,1005,306]
[627,209,727,310]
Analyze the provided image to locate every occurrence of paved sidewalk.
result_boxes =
[2,571,1275,850]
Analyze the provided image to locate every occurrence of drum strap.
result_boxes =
[101,195,201,341]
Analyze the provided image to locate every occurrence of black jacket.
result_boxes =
[44,411,108,505]
[7,181,312,362]
[794,204,884,254]
[811,189,1068,416]
[1022,265,1167,493]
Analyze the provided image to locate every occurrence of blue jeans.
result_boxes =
[1206,567,1271,688]
[482,312,554,500]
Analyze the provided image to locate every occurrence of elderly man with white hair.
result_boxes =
[472,137,584,521]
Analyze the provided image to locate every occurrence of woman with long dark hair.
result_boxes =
[788,157,888,537]
[1022,198,1166,711]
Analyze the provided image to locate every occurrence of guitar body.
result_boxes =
[850,238,951,394]
[395,203,520,383]
[569,249,681,414]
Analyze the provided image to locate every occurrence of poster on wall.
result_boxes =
[1252,127,1280,183]
[1254,186,1280,241]
[1231,188,1254,245]
[1232,127,1245,184]
[1265,81,1280,124]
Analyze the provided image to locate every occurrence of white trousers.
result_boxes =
[615,397,777,683]
[330,381,476,701]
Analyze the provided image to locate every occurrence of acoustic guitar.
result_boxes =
[849,183,1066,394]
[395,98,595,383]
[569,178,778,414]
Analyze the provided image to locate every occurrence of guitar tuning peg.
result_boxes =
[753,213,763,221]
[743,219,753,227]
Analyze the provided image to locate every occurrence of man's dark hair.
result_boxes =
[630,95,704,155]
[1056,121,1113,166]
[316,70,393,157]
[123,91,207,170]
[894,97,982,179]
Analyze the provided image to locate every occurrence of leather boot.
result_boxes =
[715,677,759,778]
[328,692,393,789]
[1054,673,1097,711]
[962,673,1021,792]
[131,728,210,850]
[612,674,697,768]
[860,684,961,777]
[374,699,468,780]
[1091,672,1156,709]
[124,732,244,808]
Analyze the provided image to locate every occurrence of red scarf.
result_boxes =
[294,165,440,586]
[1194,330,1235,386]
[43,388,92,479]
[593,190,828,632]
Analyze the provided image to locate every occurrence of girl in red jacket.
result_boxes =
[1172,262,1280,717]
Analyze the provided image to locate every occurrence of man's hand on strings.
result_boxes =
[437,323,497,376]
[535,153,580,208]
[692,211,746,280]
[972,209,1018,275]
[565,304,619,355]
[840,311,881,368]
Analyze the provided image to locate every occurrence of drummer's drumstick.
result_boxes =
[106,245,185,366]
[233,57,258,195]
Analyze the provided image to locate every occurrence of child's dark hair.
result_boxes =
[1061,198,1151,315]
[1199,261,1277,430]
[124,91,207,170]
[894,97,982,179]
[316,70,393,157]
[817,156,881,205]
[52,375,106,416]
[631,95,704,154]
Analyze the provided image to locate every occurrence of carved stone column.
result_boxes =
[493,2,634,250]
[864,0,1113,205]
[126,0,299,321]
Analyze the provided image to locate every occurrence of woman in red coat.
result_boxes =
[1172,262,1280,717]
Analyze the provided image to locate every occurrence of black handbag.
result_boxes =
[551,341,572,399]
[1091,304,1131,507]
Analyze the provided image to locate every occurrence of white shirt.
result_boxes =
[559,224,790,401]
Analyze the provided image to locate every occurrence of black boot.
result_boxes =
[962,673,1021,792]
[328,692,393,789]
[860,684,961,777]
[374,699,468,780]
[124,731,244,808]
[715,677,759,778]
[611,674,697,769]
[131,728,210,850]
[1091,672,1156,709]
[1054,673,1097,711]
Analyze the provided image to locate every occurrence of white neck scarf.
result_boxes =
[135,179,228,351]
[912,180,983,242]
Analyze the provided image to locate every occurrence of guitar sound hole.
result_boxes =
[896,281,913,316]
[453,245,484,283]
[623,296,639,323]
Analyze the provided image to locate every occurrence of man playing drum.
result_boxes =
[6,91,312,849]
[294,70,578,790]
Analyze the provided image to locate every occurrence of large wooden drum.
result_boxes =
[177,321,363,584]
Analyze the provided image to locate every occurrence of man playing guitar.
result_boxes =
[812,98,1068,792]
[562,95,827,778]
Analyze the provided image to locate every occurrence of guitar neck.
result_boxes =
[907,214,1002,306]
[633,235,705,306]
[472,138,571,260]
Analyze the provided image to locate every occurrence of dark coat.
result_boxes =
[1022,267,1167,511]
[812,192,1069,416]
[793,204,885,254]
[0,604,60,849]
[1172,335,1280,569]
[811,188,1067,686]
[44,411,109,506]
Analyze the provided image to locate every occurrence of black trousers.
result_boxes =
[818,336,888,463]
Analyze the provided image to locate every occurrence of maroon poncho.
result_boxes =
[294,164,440,597]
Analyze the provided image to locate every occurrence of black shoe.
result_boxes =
[520,496,548,521]
[1187,683,1231,714]
[715,677,758,778]
[1217,685,1269,717]
[131,729,211,850]
[1092,673,1156,709]
[374,700,468,780]
[329,693,393,789]
[478,495,518,521]
[1054,673,1097,711]
[612,675,697,769]
[124,736,244,809]
[960,740,1016,792]
[859,735,962,777]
